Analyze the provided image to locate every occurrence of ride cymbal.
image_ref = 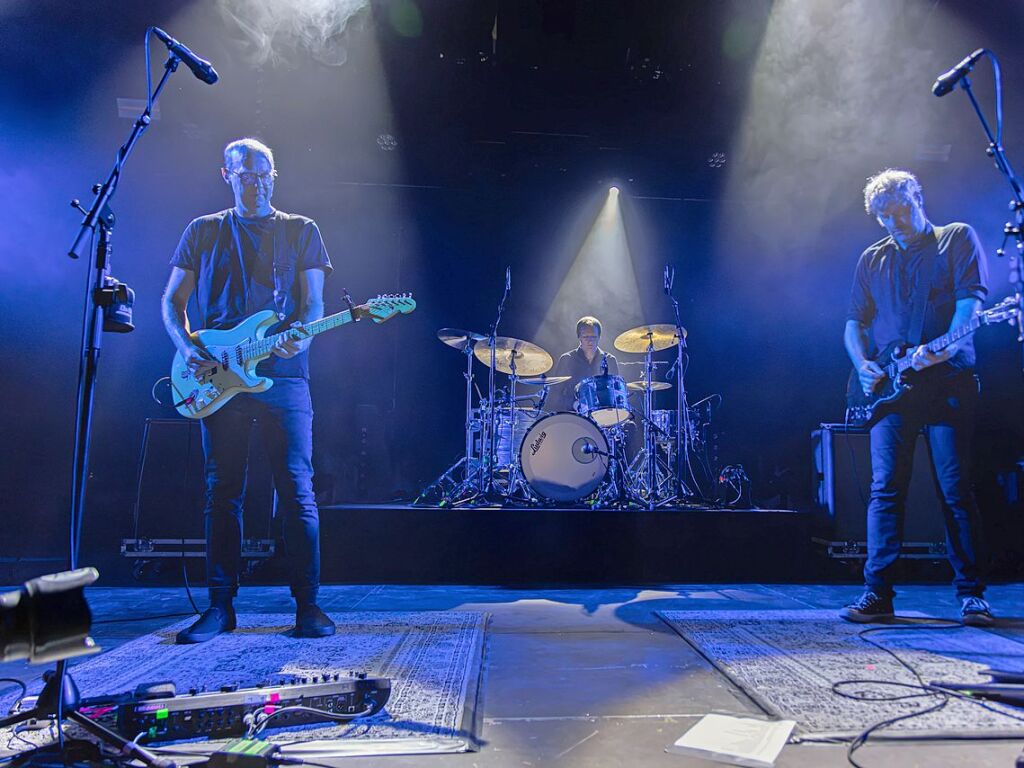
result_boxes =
[613,324,687,353]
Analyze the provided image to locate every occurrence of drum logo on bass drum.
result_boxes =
[530,431,548,456]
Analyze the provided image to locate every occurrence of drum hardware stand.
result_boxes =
[414,337,484,507]
[496,353,536,504]
[665,264,700,502]
[484,268,512,500]
[625,334,674,508]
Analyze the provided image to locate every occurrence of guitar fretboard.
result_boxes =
[240,309,354,363]
[887,315,983,376]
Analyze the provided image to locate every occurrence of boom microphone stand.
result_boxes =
[664,265,697,501]
[940,50,1024,368]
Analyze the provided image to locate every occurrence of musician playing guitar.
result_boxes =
[840,168,993,626]
[161,138,336,643]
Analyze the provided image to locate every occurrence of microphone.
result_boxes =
[152,27,219,85]
[505,266,511,293]
[932,48,985,97]
[582,442,596,455]
[601,352,609,375]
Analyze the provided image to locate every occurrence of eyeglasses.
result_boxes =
[226,169,277,186]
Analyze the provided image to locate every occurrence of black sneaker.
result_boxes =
[293,604,336,638]
[839,591,894,623]
[176,605,236,644]
[961,596,994,627]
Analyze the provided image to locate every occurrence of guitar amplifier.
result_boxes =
[812,424,945,543]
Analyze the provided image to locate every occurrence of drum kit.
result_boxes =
[417,318,711,509]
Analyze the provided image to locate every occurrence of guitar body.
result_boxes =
[170,310,279,419]
[169,293,419,420]
[845,344,912,428]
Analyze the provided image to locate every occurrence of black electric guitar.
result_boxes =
[845,295,1020,427]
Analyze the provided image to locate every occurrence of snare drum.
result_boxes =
[575,374,631,427]
[520,412,609,502]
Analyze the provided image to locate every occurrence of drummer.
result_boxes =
[546,316,620,413]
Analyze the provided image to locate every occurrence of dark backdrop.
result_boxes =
[1,0,1022,579]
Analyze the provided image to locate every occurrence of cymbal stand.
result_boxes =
[484,269,511,499]
[626,336,675,508]
[500,352,535,503]
[666,266,698,501]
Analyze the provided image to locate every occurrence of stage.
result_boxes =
[3,583,1024,767]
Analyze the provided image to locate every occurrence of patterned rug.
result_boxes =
[1,611,487,758]
[659,609,1024,741]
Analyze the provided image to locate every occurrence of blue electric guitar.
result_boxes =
[170,294,416,419]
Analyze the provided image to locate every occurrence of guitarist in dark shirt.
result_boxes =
[840,168,993,626]
[161,138,336,643]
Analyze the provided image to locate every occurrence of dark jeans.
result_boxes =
[200,377,320,603]
[863,371,985,599]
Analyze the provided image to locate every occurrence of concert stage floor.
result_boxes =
[316,503,811,584]
[3,583,1024,767]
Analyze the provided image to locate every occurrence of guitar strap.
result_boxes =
[904,224,944,347]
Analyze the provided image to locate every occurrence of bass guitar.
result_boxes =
[170,294,416,419]
[845,295,1019,427]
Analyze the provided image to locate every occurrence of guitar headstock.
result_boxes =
[981,294,1022,325]
[358,293,417,324]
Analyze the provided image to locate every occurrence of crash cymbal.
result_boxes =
[473,336,553,376]
[519,375,571,387]
[613,324,687,353]
[627,380,673,392]
[438,327,487,351]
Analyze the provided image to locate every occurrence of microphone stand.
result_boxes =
[66,51,182,568]
[952,59,1024,373]
[485,271,511,497]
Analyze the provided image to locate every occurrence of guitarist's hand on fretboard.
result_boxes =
[909,344,952,371]
[857,359,886,395]
[272,322,313,359]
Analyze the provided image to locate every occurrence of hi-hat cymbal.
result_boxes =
[519,375,571,387]
[474,337,553,376]
[627,380,673,392]
[438,327,487,351]
[613,324,687,353]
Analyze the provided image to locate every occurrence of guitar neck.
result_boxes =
[892,315,982,374]
[243,309,355,362]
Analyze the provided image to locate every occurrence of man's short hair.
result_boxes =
[223,138,275,170]
[576,316,602,337]
[863,168,923,216]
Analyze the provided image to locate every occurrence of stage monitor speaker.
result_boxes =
[812,423,946,543]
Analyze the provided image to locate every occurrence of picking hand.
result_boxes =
[183,343,218,380]
[272,322,311,358]
[858,359,886,396]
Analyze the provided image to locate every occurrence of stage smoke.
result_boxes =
[218,0,370,67]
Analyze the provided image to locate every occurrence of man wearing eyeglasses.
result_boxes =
[161,138,335,643]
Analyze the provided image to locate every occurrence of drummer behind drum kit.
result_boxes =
[418,317,719,509]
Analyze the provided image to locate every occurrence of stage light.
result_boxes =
[534,187,644,359]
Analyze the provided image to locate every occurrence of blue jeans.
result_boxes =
[863,371,985,599]
[200,377,320,603]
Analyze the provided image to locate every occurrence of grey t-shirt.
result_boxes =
[171,208,333,378]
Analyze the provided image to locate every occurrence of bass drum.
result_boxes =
[519,412,609,503]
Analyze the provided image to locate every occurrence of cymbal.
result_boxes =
[627,380,672,392]
[519,375,571,387]
[438,327,486,351]
[613,324,687,353]
[474,336,553,376]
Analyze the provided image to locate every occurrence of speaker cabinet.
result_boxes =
[812,423,946,542]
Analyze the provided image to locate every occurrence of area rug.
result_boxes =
[0,610,487,758]
[658,609,1024,741]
